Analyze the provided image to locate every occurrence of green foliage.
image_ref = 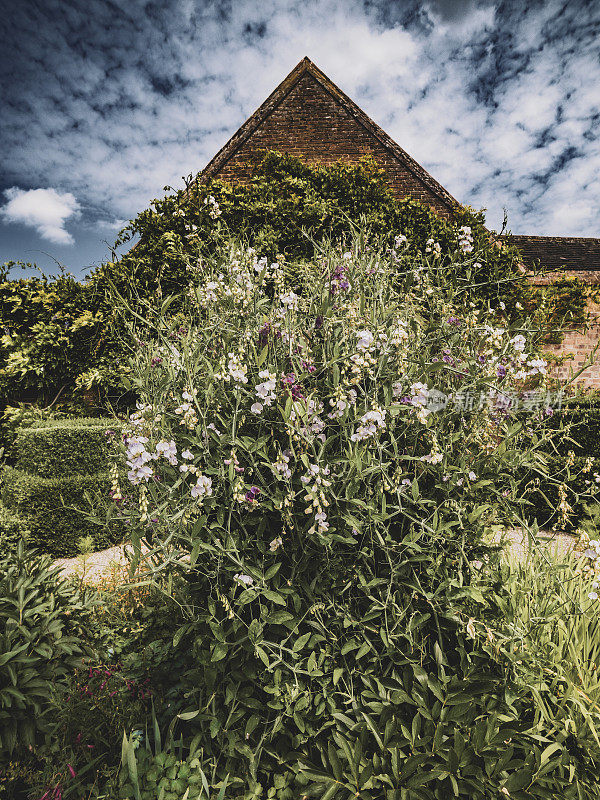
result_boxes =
[106,234,600,797]
[1,466,124,556]
[0,417,125,555]
[497,547,600,706]
[0,152,593,440]
[0,541,96,757]
[15,417,123,478]
[0,503,30,550]
[117,729,230,800]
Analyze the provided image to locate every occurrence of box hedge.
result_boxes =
[0,503,30,550]
[15,418,123,479]
[1,467,125,557]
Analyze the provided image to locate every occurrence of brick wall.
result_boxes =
[545,309,600,388]
[210,73,453,217]
[527,271,600,389]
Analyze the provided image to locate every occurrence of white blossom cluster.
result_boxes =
[251,370,277,414]
[191,474,213,502]
[328,385,358,419]
[290,398,326,443]
[458,226,474,253]
[351,406,387,442]
[272,450,293,480]
[204,194,221,219]
[175,389,198,429]
[301,463,331,534]
[425,239,441,257]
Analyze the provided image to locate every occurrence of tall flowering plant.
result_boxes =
[109,232,599,798]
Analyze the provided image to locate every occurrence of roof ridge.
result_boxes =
[200,57,460,211]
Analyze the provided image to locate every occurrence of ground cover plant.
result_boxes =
[85,228,600,799]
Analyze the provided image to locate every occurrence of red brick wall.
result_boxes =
[546,310,600,388]
[210,73,452,217]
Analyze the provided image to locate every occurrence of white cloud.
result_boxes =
[1,0,599,252]
[0,187,81,244]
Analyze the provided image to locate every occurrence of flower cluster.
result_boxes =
[351,406,387,442]
[251,370,277,414]
[425,238,441,257]
[301,464,331,534]
[204,194,221,219]
[191,474,212,502]
[330,254,351,294]
[175,389,198,429]
[458,226,474,253]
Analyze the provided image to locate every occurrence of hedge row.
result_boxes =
[1,417,125,556]
[1,467,125,557]
[0,503,30,550]
[15,417,122,478]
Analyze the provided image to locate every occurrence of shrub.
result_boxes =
[0,502,30,550]
[14,417,123,478]
[1,467,124,556]
[0,542,96,757]
[107,232,600,797]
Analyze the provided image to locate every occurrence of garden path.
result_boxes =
[53,530,579,586]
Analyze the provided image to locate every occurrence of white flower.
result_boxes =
[425,238,441,256]
[234,573,254,587]
[227,354,248,384]
[182,449,194,460]
[269,537,283,552]
[394,234,408,248]
[191,474,212,500]
[155,439,177,465]
[468,471,476,481]
[421,452,443,464]
[279,291,299,310]
[589,592,599,601]
[458,226,474,253]
[351,407,386,442]
[356,330,374,352]
[251,402,264,414]
[510,334,526,352]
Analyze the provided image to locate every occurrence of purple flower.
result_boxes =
[315,315,324,329]
[544,406,554,417]
[478,354,486,364]
[150,356,163,367]
[447,316,461,326]
[258,323,271,347]
[245,486,260,503]
[497,365,507,378]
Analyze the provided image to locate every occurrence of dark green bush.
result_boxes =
[15,417,122,478]
[0,541,96,757]
[1,467,124,556]
[0,503,30,549]
[520,454,600,531]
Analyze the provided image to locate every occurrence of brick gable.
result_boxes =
[201,57,458,217]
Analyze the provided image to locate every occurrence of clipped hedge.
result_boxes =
[15,417,122,478]
[0,503,30,550]
[1,467,124,557]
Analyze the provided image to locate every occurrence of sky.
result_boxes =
[0,0,599,278]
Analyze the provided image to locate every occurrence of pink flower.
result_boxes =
[67,764,77,779]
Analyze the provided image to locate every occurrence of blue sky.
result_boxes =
[1,0,599,277]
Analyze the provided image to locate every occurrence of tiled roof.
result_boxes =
[506,235,600,271]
